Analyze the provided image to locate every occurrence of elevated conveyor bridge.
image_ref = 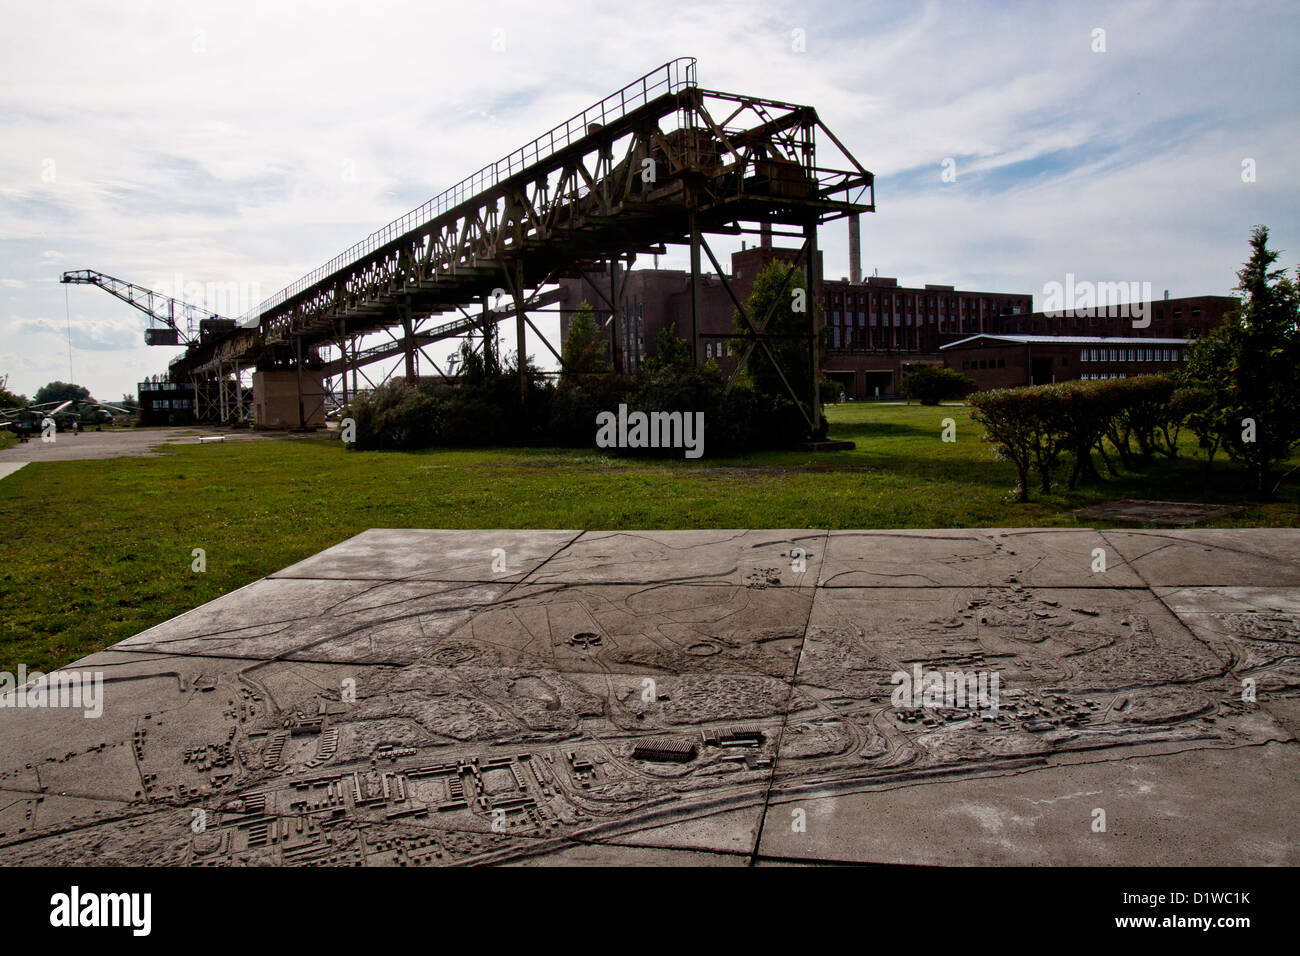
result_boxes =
[166,58,874,428]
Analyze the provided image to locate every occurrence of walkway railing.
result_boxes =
[239,57,698,326]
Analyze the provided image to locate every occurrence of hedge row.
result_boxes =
[969,375,1197,501]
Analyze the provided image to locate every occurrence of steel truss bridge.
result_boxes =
[152,57,874,429]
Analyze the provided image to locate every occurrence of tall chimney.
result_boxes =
[848,214,862,285]
[760,221,772,252]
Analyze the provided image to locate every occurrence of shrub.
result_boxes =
[973,374,1197,500]
[901,364,976,405]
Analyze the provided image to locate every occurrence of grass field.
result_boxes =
[1,401,1296,674]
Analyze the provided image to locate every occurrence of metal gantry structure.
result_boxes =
[60,269,249,422]
[59,269,225,346]
[146,58,876,429]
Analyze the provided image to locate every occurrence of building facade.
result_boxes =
[558,245,1031,396]
[940,334,1195,390]
[993,295,1236,340]
[557,247,1234,397]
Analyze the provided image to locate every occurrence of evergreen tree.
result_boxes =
[1182,226,1300,496]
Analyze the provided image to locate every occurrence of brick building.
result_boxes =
[558,244,1030,396]
[993,294,1236,339]
[556,244,1235,397]
[941,295,1238,389]
[940,334,1194,389]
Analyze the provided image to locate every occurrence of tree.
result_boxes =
[33,381,90,405]
[729,258,823,422]
[639,323,692,376]
[1181,226,1300,496]
[560,301,610,385]
[0,377,27,408]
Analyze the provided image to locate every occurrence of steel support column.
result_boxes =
[804,220,821,436]
[608,257,622,374]
[294,336,306,430]
[400,304,416,381]
[689,211,702,366]
[513,261,527,408]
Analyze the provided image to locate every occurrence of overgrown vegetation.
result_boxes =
[346,265,825,455]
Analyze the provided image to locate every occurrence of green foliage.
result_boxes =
[560,301,610,384]
[972,375,1185,501]
[729,259,820,424]
[0,380,28,408]
[970,387,1045,502]
[901,364,976,405]
[349,311,809,456]
[639,323,693,376]
[1180,226,1300,496]
[547,374,635,447]
[33,381,90,405]
[346,350,550,451]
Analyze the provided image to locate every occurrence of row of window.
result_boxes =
[1081,347,1184,363]
[960,358,1007,370]
[827,312,983,328]
[827,293,1029,314]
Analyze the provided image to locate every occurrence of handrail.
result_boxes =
[239,57,698,326]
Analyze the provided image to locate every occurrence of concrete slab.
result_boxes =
[798,585,1225,697]
[0,462,26,482]
[1,528,1295,866]
[1102,528,1300,587]
[432,581,812,678]
[759,743,1299,865]
[818,529,1144,588]
[523,529,827,587]
[270,528,583,583]
[504,843,748,866]
[1151,586,1300,677]
[114,577,514,664]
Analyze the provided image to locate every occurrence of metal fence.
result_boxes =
[239,57,698,326]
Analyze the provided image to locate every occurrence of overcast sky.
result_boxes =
[2,0,1297,401]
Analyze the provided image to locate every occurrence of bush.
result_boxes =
[901,364,976,405]
[547,375,635,447]
[970,388,1042,502]
[972,374,1185,501]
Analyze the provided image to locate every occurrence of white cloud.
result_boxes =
[0,0,1296,399]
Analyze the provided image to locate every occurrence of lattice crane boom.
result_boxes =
[60,269,229,346]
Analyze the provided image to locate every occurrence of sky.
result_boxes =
[1,0,1297,401]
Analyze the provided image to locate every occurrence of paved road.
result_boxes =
[0,427,271,465]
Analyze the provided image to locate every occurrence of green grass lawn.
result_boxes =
[1,402,1295,674]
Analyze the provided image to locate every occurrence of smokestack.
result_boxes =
[760,221,772,252]
[848,214,862,285]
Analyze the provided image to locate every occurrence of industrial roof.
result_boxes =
[939,334,1193,350]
